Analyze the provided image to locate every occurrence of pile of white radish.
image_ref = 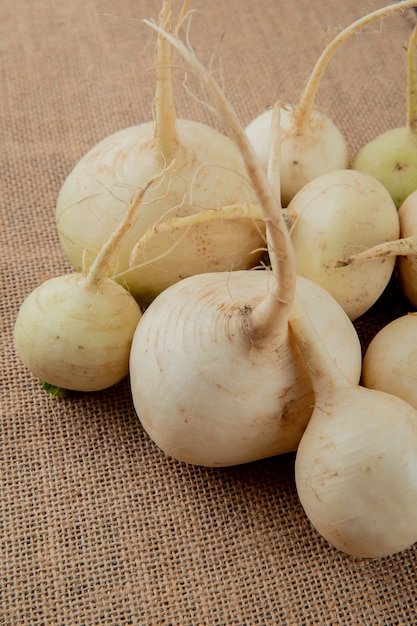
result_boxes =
[127,69,361,465]
[14,0,417,560]
[130,13,417,559]
[341,186,417,309]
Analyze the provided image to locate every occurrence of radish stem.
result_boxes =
[153,0,179,161]
[143,19,296,338]
[293,1,417,131]
[266,103,283,202]
[85,166,172,286]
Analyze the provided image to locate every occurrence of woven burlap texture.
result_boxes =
[2,1,417,624]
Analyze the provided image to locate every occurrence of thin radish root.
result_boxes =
[336,235,417,266]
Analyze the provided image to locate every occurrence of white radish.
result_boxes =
[246,103,348,208]
[55,0,265,306]
[362,313,417,410]
[245,2,417,207]
[338,189,417,308]
[130,270,361,466]
[353,24,417,208]
[285,169,399,320]
[129,25,362,467]
[13,172,167,392]
[291,293,417,559]
[14,275,140,392]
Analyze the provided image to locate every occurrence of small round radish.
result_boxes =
[353,24,417,208]
[362,313,417,410]
[245,104,348,207]
[286,169,399,320]
[14,274,141,392]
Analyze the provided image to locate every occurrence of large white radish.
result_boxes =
[55,0,265,306]
[130,271,361,466]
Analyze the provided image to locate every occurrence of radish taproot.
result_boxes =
[353,23,417,208]
[290,293,417,559]
[13,171,167,392]
[55,0,265,306]
[128,26,361,467]
[245,1,417,207]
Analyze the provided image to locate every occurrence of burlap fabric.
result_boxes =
[2,1,417,624]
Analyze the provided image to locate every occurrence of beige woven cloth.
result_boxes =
[2,1,417,624]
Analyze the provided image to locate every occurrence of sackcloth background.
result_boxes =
[2,1,417,624]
